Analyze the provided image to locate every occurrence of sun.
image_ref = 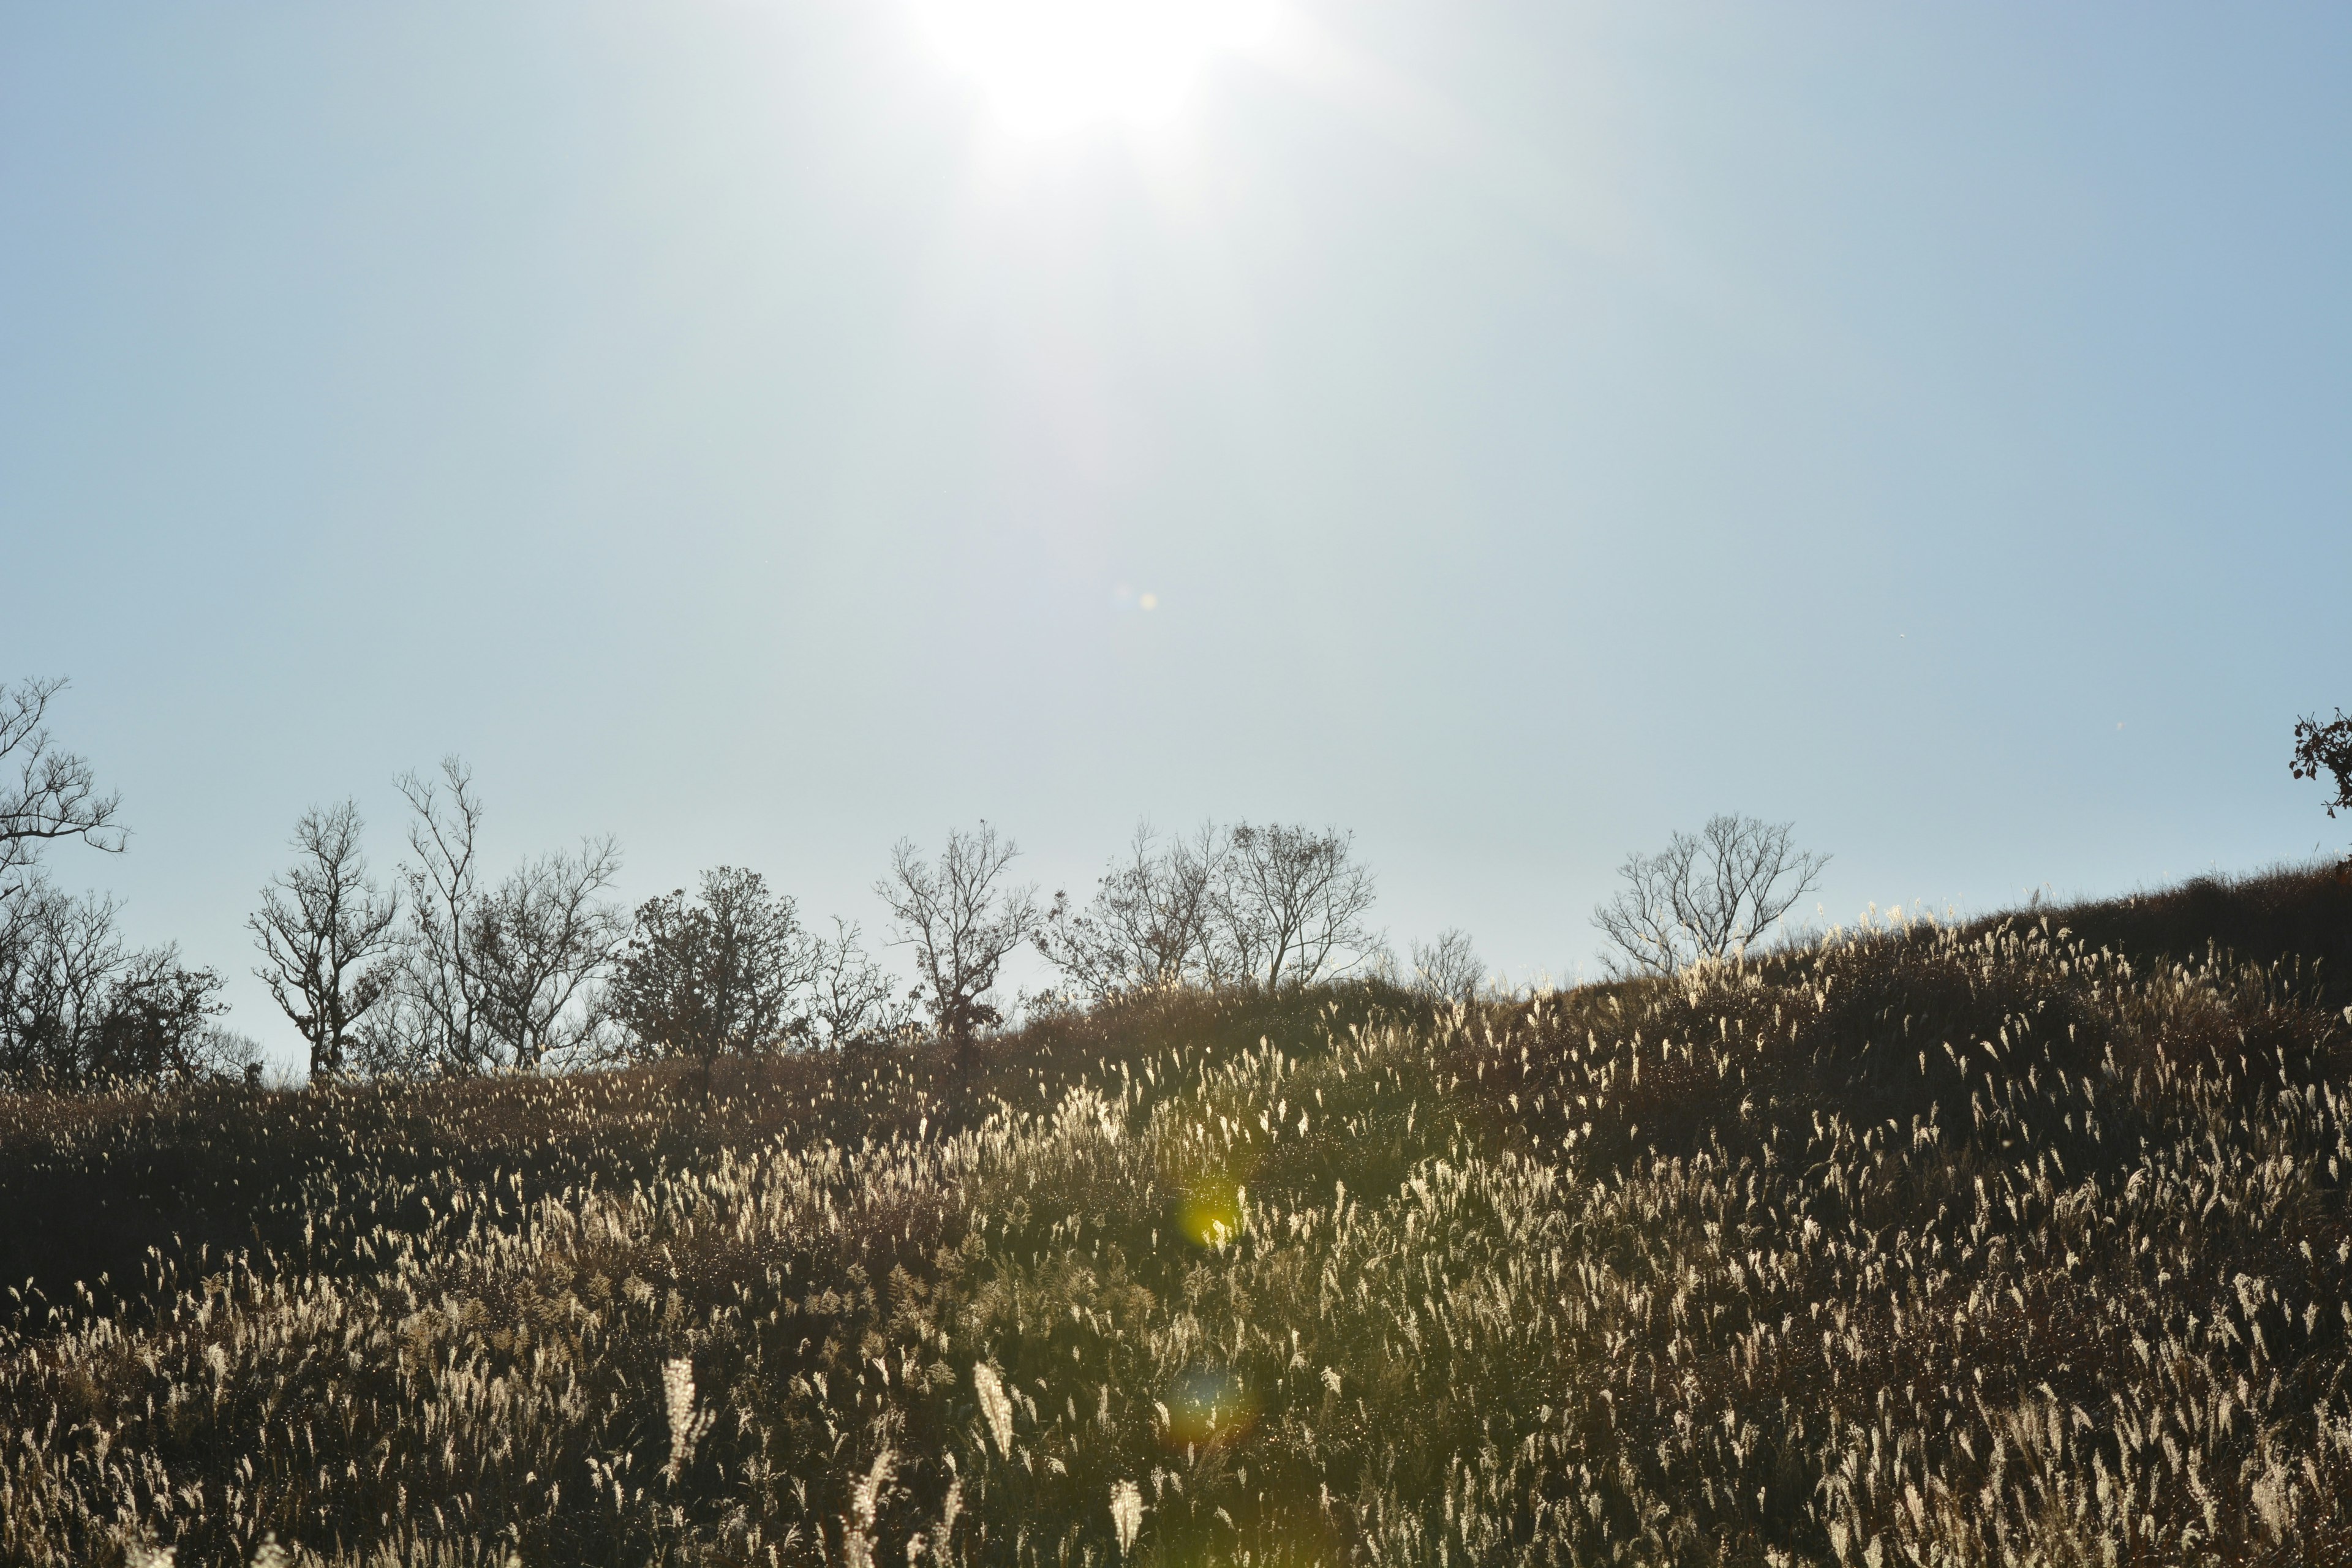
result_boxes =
[908,0,1276,136]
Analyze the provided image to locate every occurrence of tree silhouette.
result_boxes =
[880,823,1040,1064]
[2293,709,2352,818]
[1594,814,1828,976]
[250,801,401,1080]
[0,677,123,903]
[2293,709,2352,875]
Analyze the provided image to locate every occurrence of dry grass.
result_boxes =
[2,871,2350,1566]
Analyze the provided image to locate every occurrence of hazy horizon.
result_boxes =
[5,2,2348,1071]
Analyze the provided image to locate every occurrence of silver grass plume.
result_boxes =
[1109,1479,1144,1559]
[662,1356,705,1480]
[843,1447,897,1568]
[972,1362,1015,1458]
[930,1477,963,1567]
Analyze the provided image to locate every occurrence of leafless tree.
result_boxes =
[879,822,1042,1058]
[367,759,491,1076]
[0,679,241,1090]
[1593,813,1829,976]
[0,680,233,1090]
[1038,821,1223,999]
[1409,927,1485,1004]
[473,837,626,1071]
[807,918,913,1049]
[365,758,623,1076]
[0,677,124,903]
[86,948,229,1084]
[249,801,401,1080]
[0,884,228,1089]
[610,867,810,1072]
[1210,822,1379,990]
[202,1025,271,1087]
[0,884,125,1086]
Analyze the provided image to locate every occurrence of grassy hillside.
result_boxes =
[2,866,2350,1567]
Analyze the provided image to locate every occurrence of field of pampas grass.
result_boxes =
[3,867,2351,1567]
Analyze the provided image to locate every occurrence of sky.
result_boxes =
[3,2,2348,1069]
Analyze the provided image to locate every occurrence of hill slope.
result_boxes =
[2,866,2350,1567]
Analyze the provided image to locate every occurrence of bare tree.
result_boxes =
[0,884,125,1086]
[1409,927,1485,1004]
[878,823,1042,1059]
[364,758,624,1076]
[1593,813,1829,976]
[807,918,913,1049]
[202,1025,270,1087]
[86,948,229,1085]
[1038,821,1223,1000]
[0,679,235,1091]
[370,758,491,1075]
[0,677,124,902]
[249,801,401,1080]
[473,837,626,1071]
[610,867,812,1071]
[0,885,228,1090]
[1210,822,1379,990]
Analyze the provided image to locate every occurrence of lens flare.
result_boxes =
[1175,1180,1242,1246]
[1162,1365,1256,1450]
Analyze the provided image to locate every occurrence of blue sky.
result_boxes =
[4,2,2348,1066]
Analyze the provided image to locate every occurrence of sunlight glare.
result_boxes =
[911,0,1276,135]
